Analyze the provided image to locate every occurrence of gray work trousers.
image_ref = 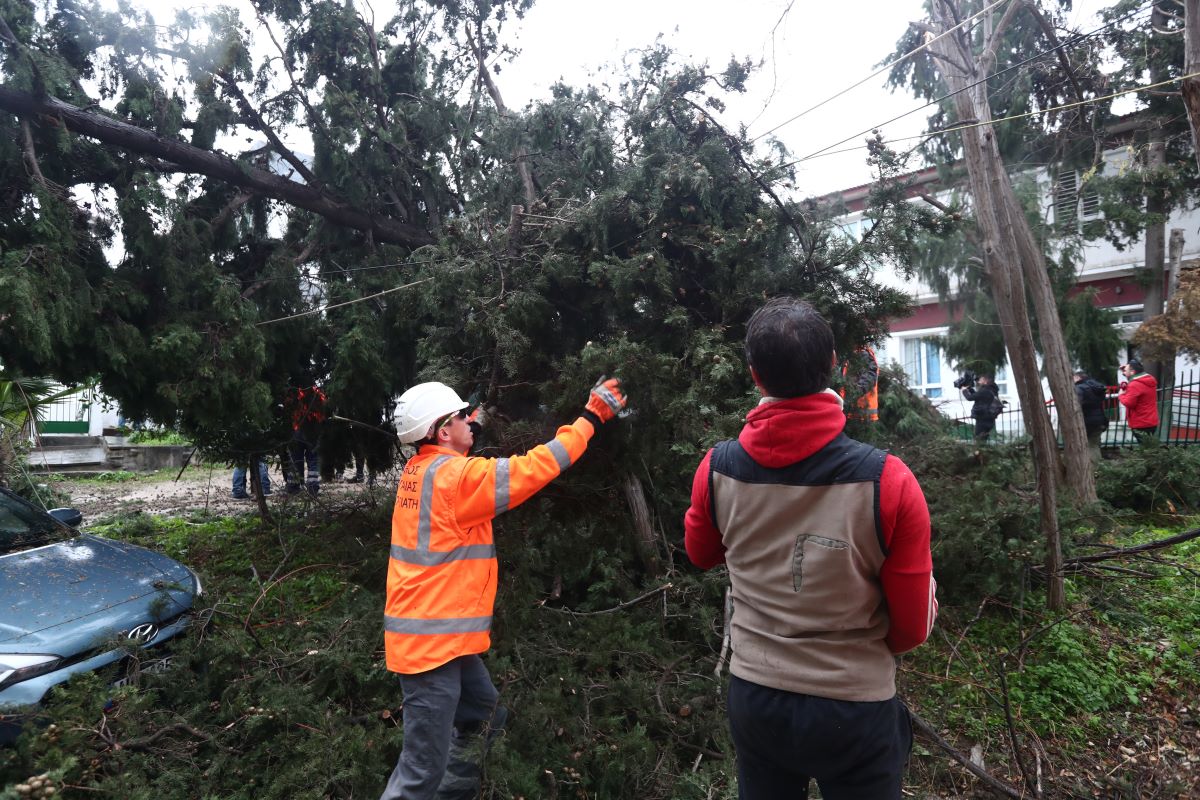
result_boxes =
[379,654,503,800]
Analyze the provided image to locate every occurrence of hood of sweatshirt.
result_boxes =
[737,389,847,468]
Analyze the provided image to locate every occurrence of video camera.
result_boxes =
[952,369,977,390]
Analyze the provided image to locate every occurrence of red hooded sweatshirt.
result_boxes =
[1118,373,1159,430]
[685,390,936,656]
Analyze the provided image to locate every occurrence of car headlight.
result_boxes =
[0,655,62,691]
[190,569,203,598]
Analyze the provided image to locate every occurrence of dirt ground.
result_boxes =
[53,463,387,523]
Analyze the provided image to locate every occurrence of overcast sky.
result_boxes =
[497,0,932,195]
[115,0,1112,196]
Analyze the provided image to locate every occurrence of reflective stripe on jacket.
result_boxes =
[384,417,595,674]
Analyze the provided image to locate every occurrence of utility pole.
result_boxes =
[924,0,1106,610]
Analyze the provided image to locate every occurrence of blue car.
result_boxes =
[0,486,202,742]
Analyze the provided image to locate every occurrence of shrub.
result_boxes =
[1096,445,1200,513]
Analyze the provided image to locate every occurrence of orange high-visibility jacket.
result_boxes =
[384,417,595,674]
[840,348,879,422]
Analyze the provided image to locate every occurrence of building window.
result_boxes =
[903,338,943,398]
[1054,170,1100,226]
[994,365,1008,397]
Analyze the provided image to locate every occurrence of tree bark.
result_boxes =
[1160,228,1185,436]
[1182,1,1200,175]
[0,87,436,249]
[621,474,663,577]
[1141,136,1167,384]
[930,0,1067,610]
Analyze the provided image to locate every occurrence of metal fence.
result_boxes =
[34,386,93,435]
[951,369,1200,447]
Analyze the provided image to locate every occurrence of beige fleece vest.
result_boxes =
[711,436,895,701]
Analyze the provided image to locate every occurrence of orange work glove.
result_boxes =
[585,376,627,423]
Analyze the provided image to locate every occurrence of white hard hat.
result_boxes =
[394,382,468,444]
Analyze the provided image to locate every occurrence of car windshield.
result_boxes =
[0,488,73,555]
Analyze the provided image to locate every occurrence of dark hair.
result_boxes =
[1127,359,1143,372]
[744,297,834,398]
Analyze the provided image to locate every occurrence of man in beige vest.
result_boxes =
[685,297,937,799]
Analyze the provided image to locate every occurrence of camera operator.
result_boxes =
[960,373,999,444]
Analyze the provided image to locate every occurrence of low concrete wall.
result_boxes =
[28,436,195,473]
[104,443,192,472]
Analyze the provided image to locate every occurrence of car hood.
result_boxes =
[0,534,196,646]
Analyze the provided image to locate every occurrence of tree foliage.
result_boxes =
[1132,268,1200,360]
[0,0,949,490]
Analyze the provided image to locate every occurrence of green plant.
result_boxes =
[1097,446,1200,513]
[91,471,139,483]
[127,428,191,446]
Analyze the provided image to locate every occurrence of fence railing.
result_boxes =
[34,386,92,435]
[951,368,1200,447]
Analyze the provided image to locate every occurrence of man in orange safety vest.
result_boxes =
[379,377,627,800]
[840,347,879,423]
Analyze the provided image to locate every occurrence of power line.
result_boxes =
[256,276,436,326]
[788,2,1156,168]
[791,69,1200,167]
[748,0,1011,144]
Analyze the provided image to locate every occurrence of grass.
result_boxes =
[902,516,1200,796]
[3,497,1198,798]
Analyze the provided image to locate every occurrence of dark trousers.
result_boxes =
[286,432,320,494]
[379,655,504,800]
[973,416,995,444]
[727,675,912,800]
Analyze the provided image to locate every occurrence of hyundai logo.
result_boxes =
[126,623,159,644]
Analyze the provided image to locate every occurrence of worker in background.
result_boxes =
[685,298,936,798]
[840,346,879,422]
[379,376,627,800]
[284,384,326,495]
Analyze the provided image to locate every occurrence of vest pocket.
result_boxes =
[792,534,849,593]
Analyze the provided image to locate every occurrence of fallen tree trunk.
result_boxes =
[0,87,437,249]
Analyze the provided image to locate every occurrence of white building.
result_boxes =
[826,153,1200,440]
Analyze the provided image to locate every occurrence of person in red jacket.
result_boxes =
[1118,359,1159,444]
[685,297,936,800]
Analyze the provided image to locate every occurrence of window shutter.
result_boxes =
[1055,171,1079,225]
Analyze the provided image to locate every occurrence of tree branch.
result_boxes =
[466,22,537,209]
[1062,527,1200,566]
[0,87,435,248]
[20,120,61,196]
[217,70,323,190]
[541,583,673,616]
[981,0,1025,73]
[908,708,1024,798]
[1021,1,1086,107]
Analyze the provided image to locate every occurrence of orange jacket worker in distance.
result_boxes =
[379,377,627,800]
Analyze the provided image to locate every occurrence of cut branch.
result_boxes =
[908,708,1024,799]
[1062,527,1200,566]
[0,87,436,248]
